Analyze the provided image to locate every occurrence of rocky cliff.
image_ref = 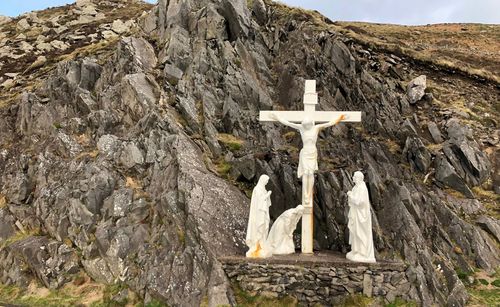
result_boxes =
[0,0,498,306]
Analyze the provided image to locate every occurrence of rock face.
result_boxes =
[0,0,498,306]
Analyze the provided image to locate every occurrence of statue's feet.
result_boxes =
[346,251,357,261]
[347,252,375,263]
[246,243,272,258]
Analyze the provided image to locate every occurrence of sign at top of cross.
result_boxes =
[259,80,362,123]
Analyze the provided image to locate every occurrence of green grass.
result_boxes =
[339,294,416,307]
[339,294,374,306]
[99,283,128,306]
[385,298,418,307]
[468,288,500,306]
[456,268,474,282]
[0,283,82,307]
[215,157,232,177]
[90,282,169,307]
[142,299,169,307]
[232,285,417,307]
[0,229,41,249]
[232,284,299,307]
[217,133,245,152]
[463,268,500,306]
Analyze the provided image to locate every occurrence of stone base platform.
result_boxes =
[219,252,414,306]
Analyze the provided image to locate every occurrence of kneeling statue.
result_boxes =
[346,171,376,263]
[266,205,305,255]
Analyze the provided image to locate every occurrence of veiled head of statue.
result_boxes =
[353,171,364,183]
[301,117,314,129]
[257,174,269,186]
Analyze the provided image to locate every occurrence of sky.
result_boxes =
[0,0,499,25]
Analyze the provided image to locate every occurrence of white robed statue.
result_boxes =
[346,171,376,263]
[245,175,272,258]
[266,205,305,255]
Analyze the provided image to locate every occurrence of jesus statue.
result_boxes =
[261,79,361,254]
[270,113,345,206]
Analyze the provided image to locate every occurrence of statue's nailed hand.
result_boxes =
[269,113,278,120]
[339,114,346,121]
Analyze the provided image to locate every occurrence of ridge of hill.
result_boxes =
[334,22,500,84]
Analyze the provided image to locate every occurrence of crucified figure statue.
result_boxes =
[270,113,345,206]
[260,80,360,254]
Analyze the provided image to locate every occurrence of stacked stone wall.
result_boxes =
[221,256,412,305]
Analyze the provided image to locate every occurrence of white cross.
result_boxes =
[259,80,362,254]
[260,80,361,123]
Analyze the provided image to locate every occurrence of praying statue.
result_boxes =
[266,205,305,255]
[245,175,272,258]
[346,171,376,263]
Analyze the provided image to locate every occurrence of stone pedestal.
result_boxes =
[220,252,413,306]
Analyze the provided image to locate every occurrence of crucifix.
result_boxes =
[259,80,362,254]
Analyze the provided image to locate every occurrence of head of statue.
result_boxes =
[258,174,270,187]
[301,117,314,129]
[353,171,364,184]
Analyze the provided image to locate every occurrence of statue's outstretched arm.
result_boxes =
[316,114,346,130]
[270,113,302,130]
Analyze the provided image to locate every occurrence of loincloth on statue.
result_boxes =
[298,147,318,178]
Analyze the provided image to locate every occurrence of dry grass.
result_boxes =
[126,176,150,201]
[0,274,102,306]
[56,37,120,64]
[75,134,91,146]
[266,0,334,32]
[333,22,500,84]
[0,194,6,208]
[384,138,402,155]
[217,133,245,151]
[444,188,468,199]
[0,269,168,306]
[283,131,297,141]
[472,186,500,219]
[0,229,41,249]
[125,176,143,190]
[425,143,443,153]
[75,149,99,161]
